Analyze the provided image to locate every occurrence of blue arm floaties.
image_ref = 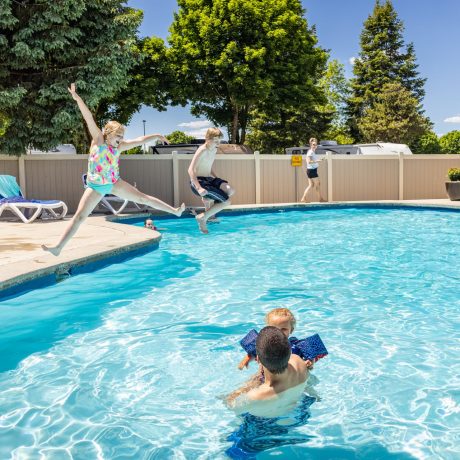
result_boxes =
[240,330,328,362]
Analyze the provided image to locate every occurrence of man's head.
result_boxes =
[144,218,154,229]
[256,326,291,374]
[265,308,296,337]
[309,137,318,149]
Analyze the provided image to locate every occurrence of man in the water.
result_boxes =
[227,326,311,418]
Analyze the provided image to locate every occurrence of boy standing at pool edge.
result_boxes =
[188,128,235,234]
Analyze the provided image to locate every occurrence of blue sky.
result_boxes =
[125,0,460,140]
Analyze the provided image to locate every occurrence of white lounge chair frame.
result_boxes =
[0,200,68,224]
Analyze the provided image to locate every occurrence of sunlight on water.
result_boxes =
[0,207,459,459]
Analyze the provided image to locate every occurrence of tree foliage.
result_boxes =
[357,82,429,144]
[168,0,328,144]
[439,131,460,154]
[410,131,440,154]
[96,36,185,127]
[347,0,428,141]
[319,59,354,144]
[166,130,194,144]
[246,105,332,154]
[0,0,142,154]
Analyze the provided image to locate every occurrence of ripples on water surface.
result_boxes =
[0,207,459,459]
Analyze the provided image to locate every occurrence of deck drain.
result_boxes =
[55,266,72,282]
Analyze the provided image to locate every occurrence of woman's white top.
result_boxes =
[306,149,319,169]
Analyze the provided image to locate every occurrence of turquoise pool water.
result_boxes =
[0,207,459,459]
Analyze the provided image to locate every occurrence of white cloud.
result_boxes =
[349,56,356,65]
[184,129,209,138]
[444,116,460,123]
[178,120,212,129]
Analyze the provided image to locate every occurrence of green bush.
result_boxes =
[439,131,460,154]
[124,146,143,155]
[167,130,194,144]
[447,168,460,181]
[410,131,440,154]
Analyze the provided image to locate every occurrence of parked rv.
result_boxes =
[285,141,413,156]
[27,144,77,154]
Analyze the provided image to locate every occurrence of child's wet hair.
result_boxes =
[265,308,296,333]
[205,127,223,140]
[103,121,125,138]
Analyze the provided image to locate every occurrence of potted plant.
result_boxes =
[446,168,460,200]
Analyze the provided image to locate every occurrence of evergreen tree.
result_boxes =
[246,104,332,154]
[168,0,327,144]
[347,0,427,141]
[357,82,430,144]
[0,0,142,154]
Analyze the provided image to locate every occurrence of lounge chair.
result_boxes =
[0,175,68,224]
[82,174,144,215]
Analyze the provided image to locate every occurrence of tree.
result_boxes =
[347,0,428,141]
[168,0,327,144]
[439,131,460,154]
[410,131,440,154]
[319,59,354,144]
[357,82,429,144]
[246,105,332,154]
[0,0,142,154]
[95,36,185,127]
[166,130,194,144]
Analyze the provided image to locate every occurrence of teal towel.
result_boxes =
[0,175,22,198]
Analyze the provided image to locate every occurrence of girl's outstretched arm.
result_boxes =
[68,83,103,143]
[118,134,168,152]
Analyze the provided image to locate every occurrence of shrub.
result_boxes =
[447,168,460,181]
[439,131,460,154]
[410,131,440,154]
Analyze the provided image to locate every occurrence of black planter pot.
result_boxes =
[445,181,460,200]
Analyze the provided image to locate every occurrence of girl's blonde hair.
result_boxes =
[309,137,318,145]
[265,308,297,333]
[205,127,223,140]
[103,121,125,138]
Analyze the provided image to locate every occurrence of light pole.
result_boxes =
[142,120,146,153]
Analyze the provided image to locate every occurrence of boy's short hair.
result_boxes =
[256,326,291,374]
[265,308,296,333]
[103,121,125,138]
[205,127,223,140]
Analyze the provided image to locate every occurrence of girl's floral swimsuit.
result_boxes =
[86,144,120,195]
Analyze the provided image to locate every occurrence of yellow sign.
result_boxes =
[291,155,302,167]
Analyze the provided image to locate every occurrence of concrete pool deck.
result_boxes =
[1,199,459,295]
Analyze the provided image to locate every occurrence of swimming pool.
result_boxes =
[0,206,459,459]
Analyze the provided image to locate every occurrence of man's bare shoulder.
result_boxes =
[247,384,275,401]
[290,355,310,378]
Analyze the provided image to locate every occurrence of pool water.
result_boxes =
[0,207,459,459]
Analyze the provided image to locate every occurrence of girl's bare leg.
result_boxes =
[195,183,234,234]
[301,178,314,202]
[42,188,102,256]
[314,179,325,202]
[112,179,185,216]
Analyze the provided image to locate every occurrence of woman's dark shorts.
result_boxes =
[191,176,229,202]
[307,168,319,179]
